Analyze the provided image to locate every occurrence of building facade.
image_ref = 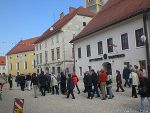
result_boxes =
[34,7,95,75]
[0,56,6,75]
[6,37,39,76]
[71,0,150,77]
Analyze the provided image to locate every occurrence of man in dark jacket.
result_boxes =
[139,77,150,112]
[31,73,39,98]
[45,72,51,93]
[123,65,131,87]
[84,71,93,99]
[91,69,100,97]
[20,74,26,91]
[60,72,66,95]
[67,74,75,99]
[39,71,47,96]
[26,73,32,90]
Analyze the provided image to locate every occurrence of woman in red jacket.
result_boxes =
[72,73,80,94]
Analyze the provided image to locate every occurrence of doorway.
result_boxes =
[102,62,112,75]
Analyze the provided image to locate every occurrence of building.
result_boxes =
[0,56,6,75]
[71,0,150,77]
[34,7,95,75]
[6,37,39,76]
[85,0,108,13]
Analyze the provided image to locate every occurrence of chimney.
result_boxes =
[60,12,64,19]
[69,7,76,13]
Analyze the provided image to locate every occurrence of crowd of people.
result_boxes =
[0,65,150,112]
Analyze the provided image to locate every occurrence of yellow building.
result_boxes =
[6,37,39,76]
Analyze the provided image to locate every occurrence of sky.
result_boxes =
[0,0,84,56]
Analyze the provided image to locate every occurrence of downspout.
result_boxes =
[143,13,150,78]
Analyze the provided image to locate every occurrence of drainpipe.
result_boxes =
[143,13,150,78]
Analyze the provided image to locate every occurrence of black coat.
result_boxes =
[39,75,47,86]
[8,76,13,82]
[20,76,26,84]
[26,75,31,81]
[123,67,131,79]
[139,78,150,97]
[84,73,92,86]
[91,72,98,85]
[67,77,74,90]
[31,76,39,85]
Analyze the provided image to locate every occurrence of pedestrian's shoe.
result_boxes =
[116,90,119,92]
[72,97,75,99]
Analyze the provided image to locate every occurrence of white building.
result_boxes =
[34,7,95,74]
[71,0,150,77]
[0,56,6,75]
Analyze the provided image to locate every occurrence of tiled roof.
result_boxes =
[35,6,95,44]
[0,56,6,65]
[71,0,150,43]
[7,36,40,55]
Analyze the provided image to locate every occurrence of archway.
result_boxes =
[102,62,112,75]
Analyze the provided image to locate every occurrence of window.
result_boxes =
[40,53,42,64]
[51,38,54,45]
[139,60,146,69]
[87,45,91,57]
[36,45,38,51]
[98,41,103,54]
[57,67,61,73]
[78,48,81,59]
[45,51,48,63]
[135,28,144,47]
[24,61,27,70]
[121,33,129,50]
[52,67,55,74]
[83,22,86,26]
[10,63,12,71]
[33,60,36,68]
[107,38,113,53]
[36,54,39,65]
[17,62,19,70]
[51,49,54,61]
[2,66,5,70]
[56,47,60,59]
[79,67,82,76]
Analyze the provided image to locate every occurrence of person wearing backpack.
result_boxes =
[72,73,80,94]
[51,73,59,95]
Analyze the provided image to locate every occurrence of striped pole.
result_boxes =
[13,98,24,113]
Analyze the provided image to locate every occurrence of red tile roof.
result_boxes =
[71,0,150,43]
[35,7,95,44]
[7,36,40,55]
[0,56,6,65]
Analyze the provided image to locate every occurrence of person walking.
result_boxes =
[99,69,107,100]
[15,73,20,87]
[31,73,39,98]
[130,69,139,98]
[91,69,100,97]
[123,65,131,87]
[72,73,80,94]
[57,73,61,90]
[60,72,66,95]
[139,75,150,112]
[51,73,59,95]
[116,70,125,92]
[106,72,113,99]
[84,71,93,99]
[66,74,75,99]
[20,74,26,91]
[0,73,5,91]
[45,72,51,93]
[8,74,13,90]
[26,73,32,91]
[39,71,47,96]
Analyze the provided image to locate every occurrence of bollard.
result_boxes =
[13,98,24,113]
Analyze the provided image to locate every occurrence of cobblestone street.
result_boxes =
[0,79,149,113]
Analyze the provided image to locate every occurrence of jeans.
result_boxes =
[9,81,12,89]
[67,89,75,98]
[124,79,130,87]
[108,86,113,98]
[75,84,80,93]
[132,85,137,98]
[52,85,59,95]
[140,97,150,112]
[93,84,100,97]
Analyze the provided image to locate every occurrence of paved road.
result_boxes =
[0,79,149,113]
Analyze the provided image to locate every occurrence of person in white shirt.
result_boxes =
[129,69,139,98]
